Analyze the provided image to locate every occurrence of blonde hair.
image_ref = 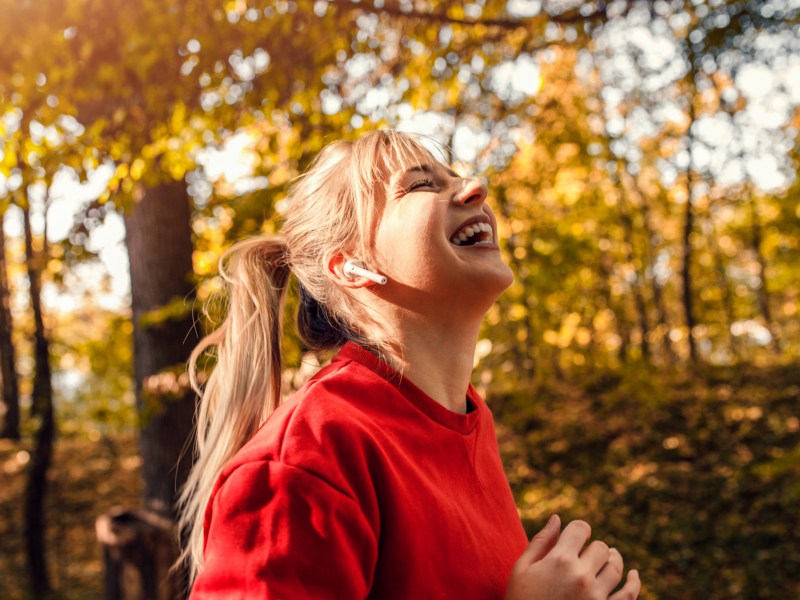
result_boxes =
[178,130,442,580]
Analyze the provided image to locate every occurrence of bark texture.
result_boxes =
[682,60,699,365]
[22,201,55,594]
[0,210,20,439]
[124,180,198,517]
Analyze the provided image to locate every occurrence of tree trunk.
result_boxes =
[22,198,55,595]
[123,179,198,517]
[604,139,652,364]
[24,400,54,596]
[682,67,699,365]
[682,172,697,363]
[0,208,20,439]
[597,250,627,365]
[710,227,739,362]
[643,202,675,365]
[616,177,651,361]
[749,193,779,353]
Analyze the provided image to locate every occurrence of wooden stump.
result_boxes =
[96,507,185,600]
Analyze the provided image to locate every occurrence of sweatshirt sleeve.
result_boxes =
[190,460,378,599]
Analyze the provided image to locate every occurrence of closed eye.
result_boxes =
[407,179,434,191]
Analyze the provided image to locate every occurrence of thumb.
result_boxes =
[518,514,561,565]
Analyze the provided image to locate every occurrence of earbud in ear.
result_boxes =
[343,259,387,285]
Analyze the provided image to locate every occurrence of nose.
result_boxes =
[452,177,487,206]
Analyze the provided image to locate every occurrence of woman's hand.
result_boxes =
[505,515,641,600]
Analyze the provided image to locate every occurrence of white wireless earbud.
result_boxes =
[343,259,387,285]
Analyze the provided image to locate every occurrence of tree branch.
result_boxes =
[325,0,609,29]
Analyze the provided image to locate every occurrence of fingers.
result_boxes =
[609,569,641,600]
[518,514,561,565]
[552,519,592,555]
[579,540,611,574]
[596,547,623,590]
[510,516,641,600]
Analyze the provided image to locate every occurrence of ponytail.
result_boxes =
[178,236,290,579]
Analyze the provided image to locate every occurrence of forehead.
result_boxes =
[377,142,457,186]
[394,162,460,181]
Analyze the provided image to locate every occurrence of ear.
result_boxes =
[327,252,379,288]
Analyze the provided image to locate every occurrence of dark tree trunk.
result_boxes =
[643,202,675,365]
[22,199,55,595]
[682,173,697,363]
[629,247,651,361]
[682,69,699,365]
[710,229,739,361]
[749,194,779,353]
[603,140,652,364]
[24,401,54,596]
[123,179,198,517]
[0,209,20,439]
[616,175,651,361]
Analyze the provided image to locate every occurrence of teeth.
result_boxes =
[450,221,494,245]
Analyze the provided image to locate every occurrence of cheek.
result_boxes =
[374,213,442,277]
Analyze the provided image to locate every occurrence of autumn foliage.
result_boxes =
[0,0,799,598]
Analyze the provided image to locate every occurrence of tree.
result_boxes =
[21,192,55,594]
[0,204,20,439]
[17,0,614,519]
[124,180,198,515]
[0,4,796,597]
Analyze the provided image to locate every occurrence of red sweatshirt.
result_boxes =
[191,342,527,599]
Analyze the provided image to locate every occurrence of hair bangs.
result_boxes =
[347,131,447,254]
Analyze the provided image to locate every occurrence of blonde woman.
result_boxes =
[179,130,641,599]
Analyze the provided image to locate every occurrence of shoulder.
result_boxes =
[217,356,395,499]
[250,355,394,456]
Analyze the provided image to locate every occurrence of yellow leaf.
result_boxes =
[130,158,146,181]
[0,148,18,173]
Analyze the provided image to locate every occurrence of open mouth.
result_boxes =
[450,221,494,246]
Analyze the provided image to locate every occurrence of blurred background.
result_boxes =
[0,0,798,598]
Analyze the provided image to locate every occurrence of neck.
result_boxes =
[377,311,483,414]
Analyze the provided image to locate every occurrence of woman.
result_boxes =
[179,130,641,599]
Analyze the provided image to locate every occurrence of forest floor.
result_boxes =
[0,432,141,600]
[1,362,799,599]
[495,361,800,600]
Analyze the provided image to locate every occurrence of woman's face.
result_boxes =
[371,154,514,319]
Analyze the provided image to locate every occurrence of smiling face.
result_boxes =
[370,151,514,319]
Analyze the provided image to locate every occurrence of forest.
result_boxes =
[0,0,798,598]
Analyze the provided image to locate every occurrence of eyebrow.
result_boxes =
[401,164,461,179]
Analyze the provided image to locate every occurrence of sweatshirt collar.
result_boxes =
[334,342,482,435]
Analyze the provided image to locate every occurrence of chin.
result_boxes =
[490,267,515,300]
[469,264,515,312]
[486,259,514,290]
[498,262,515,289]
